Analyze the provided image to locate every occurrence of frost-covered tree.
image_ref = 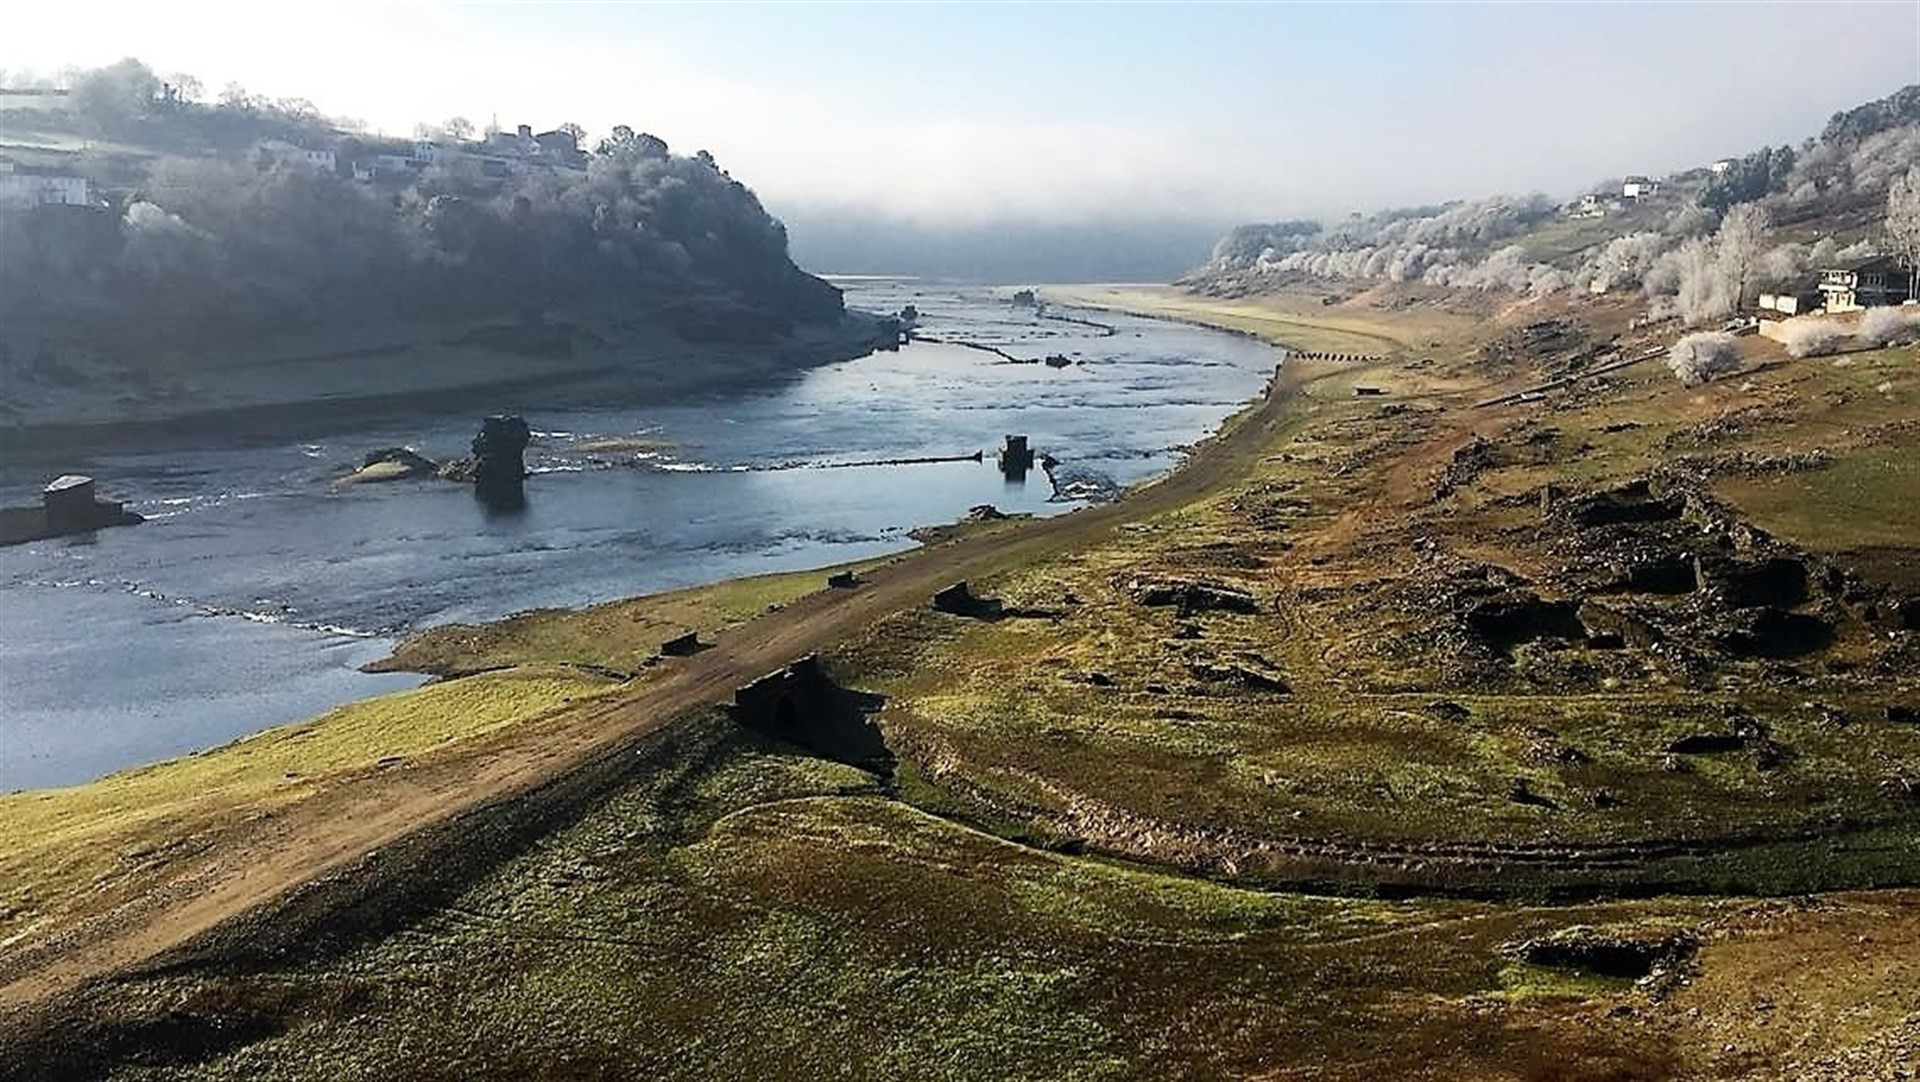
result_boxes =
[1860,306,1920,347]
[1886,164,1920,299]
[1715,203,1770,311]
[1643,203,1773,325]
[1667,332,1741,385]
[1777,317,1848,358]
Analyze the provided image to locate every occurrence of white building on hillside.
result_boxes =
[0,159,92,207]
[257,139,337,173]
[1621,176,1659,199]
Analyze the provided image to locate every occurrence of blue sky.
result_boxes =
[7,2,1918,226]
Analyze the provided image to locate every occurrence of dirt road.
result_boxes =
[0,363,1305,1010]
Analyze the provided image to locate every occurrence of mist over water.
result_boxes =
[0,282,1281,789]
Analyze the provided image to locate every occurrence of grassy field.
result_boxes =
[373,555,897,677]
[0,559,893,957]
[0,670,620,956]
[1042,284,1466,355]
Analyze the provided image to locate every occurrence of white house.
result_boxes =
[0,159,92,207]
[1621,176,1659,199]
[1710,159,1735,176]
[257,139,337,173]
[1568,193,1610,219]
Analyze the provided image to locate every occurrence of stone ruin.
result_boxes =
[997,435,1035,479]
[730,655,892,770]
[468,414,531,509]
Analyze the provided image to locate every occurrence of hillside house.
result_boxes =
[1621,176,1659,199]
[533,128,587,170]
[1569,193,1609,219]
[257,139,337,173]
[485,124,541,158]
[1710,159,1735,175]
[0,159,91,207]
[1818,255,1913,312]
[1757,289,1822,316]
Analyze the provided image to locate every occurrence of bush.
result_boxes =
[1667,331,1741,385]
[1859,305,1920,347]
[1777,317,1849,358]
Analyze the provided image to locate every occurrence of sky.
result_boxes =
[6,1,1918,233]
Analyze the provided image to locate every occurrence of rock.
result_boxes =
[1187,661,1289,694]
[1462,593,1588,655]
[1508,778,1557,808]
[1716,608,1833,659]
[1666,733,1746,755]
[1127,578,1261,615]
[1521,726,1590,765]
[339,447,440,485]
[931,580,1002,618]
[1552,480,1687,528]
[1504,924,1698,979]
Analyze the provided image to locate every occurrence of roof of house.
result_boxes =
[45,475,93,493]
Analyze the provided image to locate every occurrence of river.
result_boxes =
[0,282,1280,790]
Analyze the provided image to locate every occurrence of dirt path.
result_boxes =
[0,364,1308,1011]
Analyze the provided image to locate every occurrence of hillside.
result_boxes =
[1186,85,1920,327]
[0,60,882,437]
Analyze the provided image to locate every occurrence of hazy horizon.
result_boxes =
[7,1,1917,277]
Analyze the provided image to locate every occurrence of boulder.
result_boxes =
[1127,578,1262,615]
[340,447,441,485]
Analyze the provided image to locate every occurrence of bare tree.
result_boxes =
[1887,165,1920,299]
[218,82,254,111]
[166,72,202,103]
[444,116,475,142]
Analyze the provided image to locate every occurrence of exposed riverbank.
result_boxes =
[0,306,899,458]
[6,278,1918,1079]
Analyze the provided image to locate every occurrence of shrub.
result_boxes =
[1777,317,1848,358]
[1666,332,1741,385]
[1859,305,1920,347]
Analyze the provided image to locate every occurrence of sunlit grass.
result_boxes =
[0,669,616,946]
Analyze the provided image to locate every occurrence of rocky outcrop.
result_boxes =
[1126,578,1263,616]
[337,447,441,486]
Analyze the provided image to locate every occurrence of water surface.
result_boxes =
[0,282,1280,789]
